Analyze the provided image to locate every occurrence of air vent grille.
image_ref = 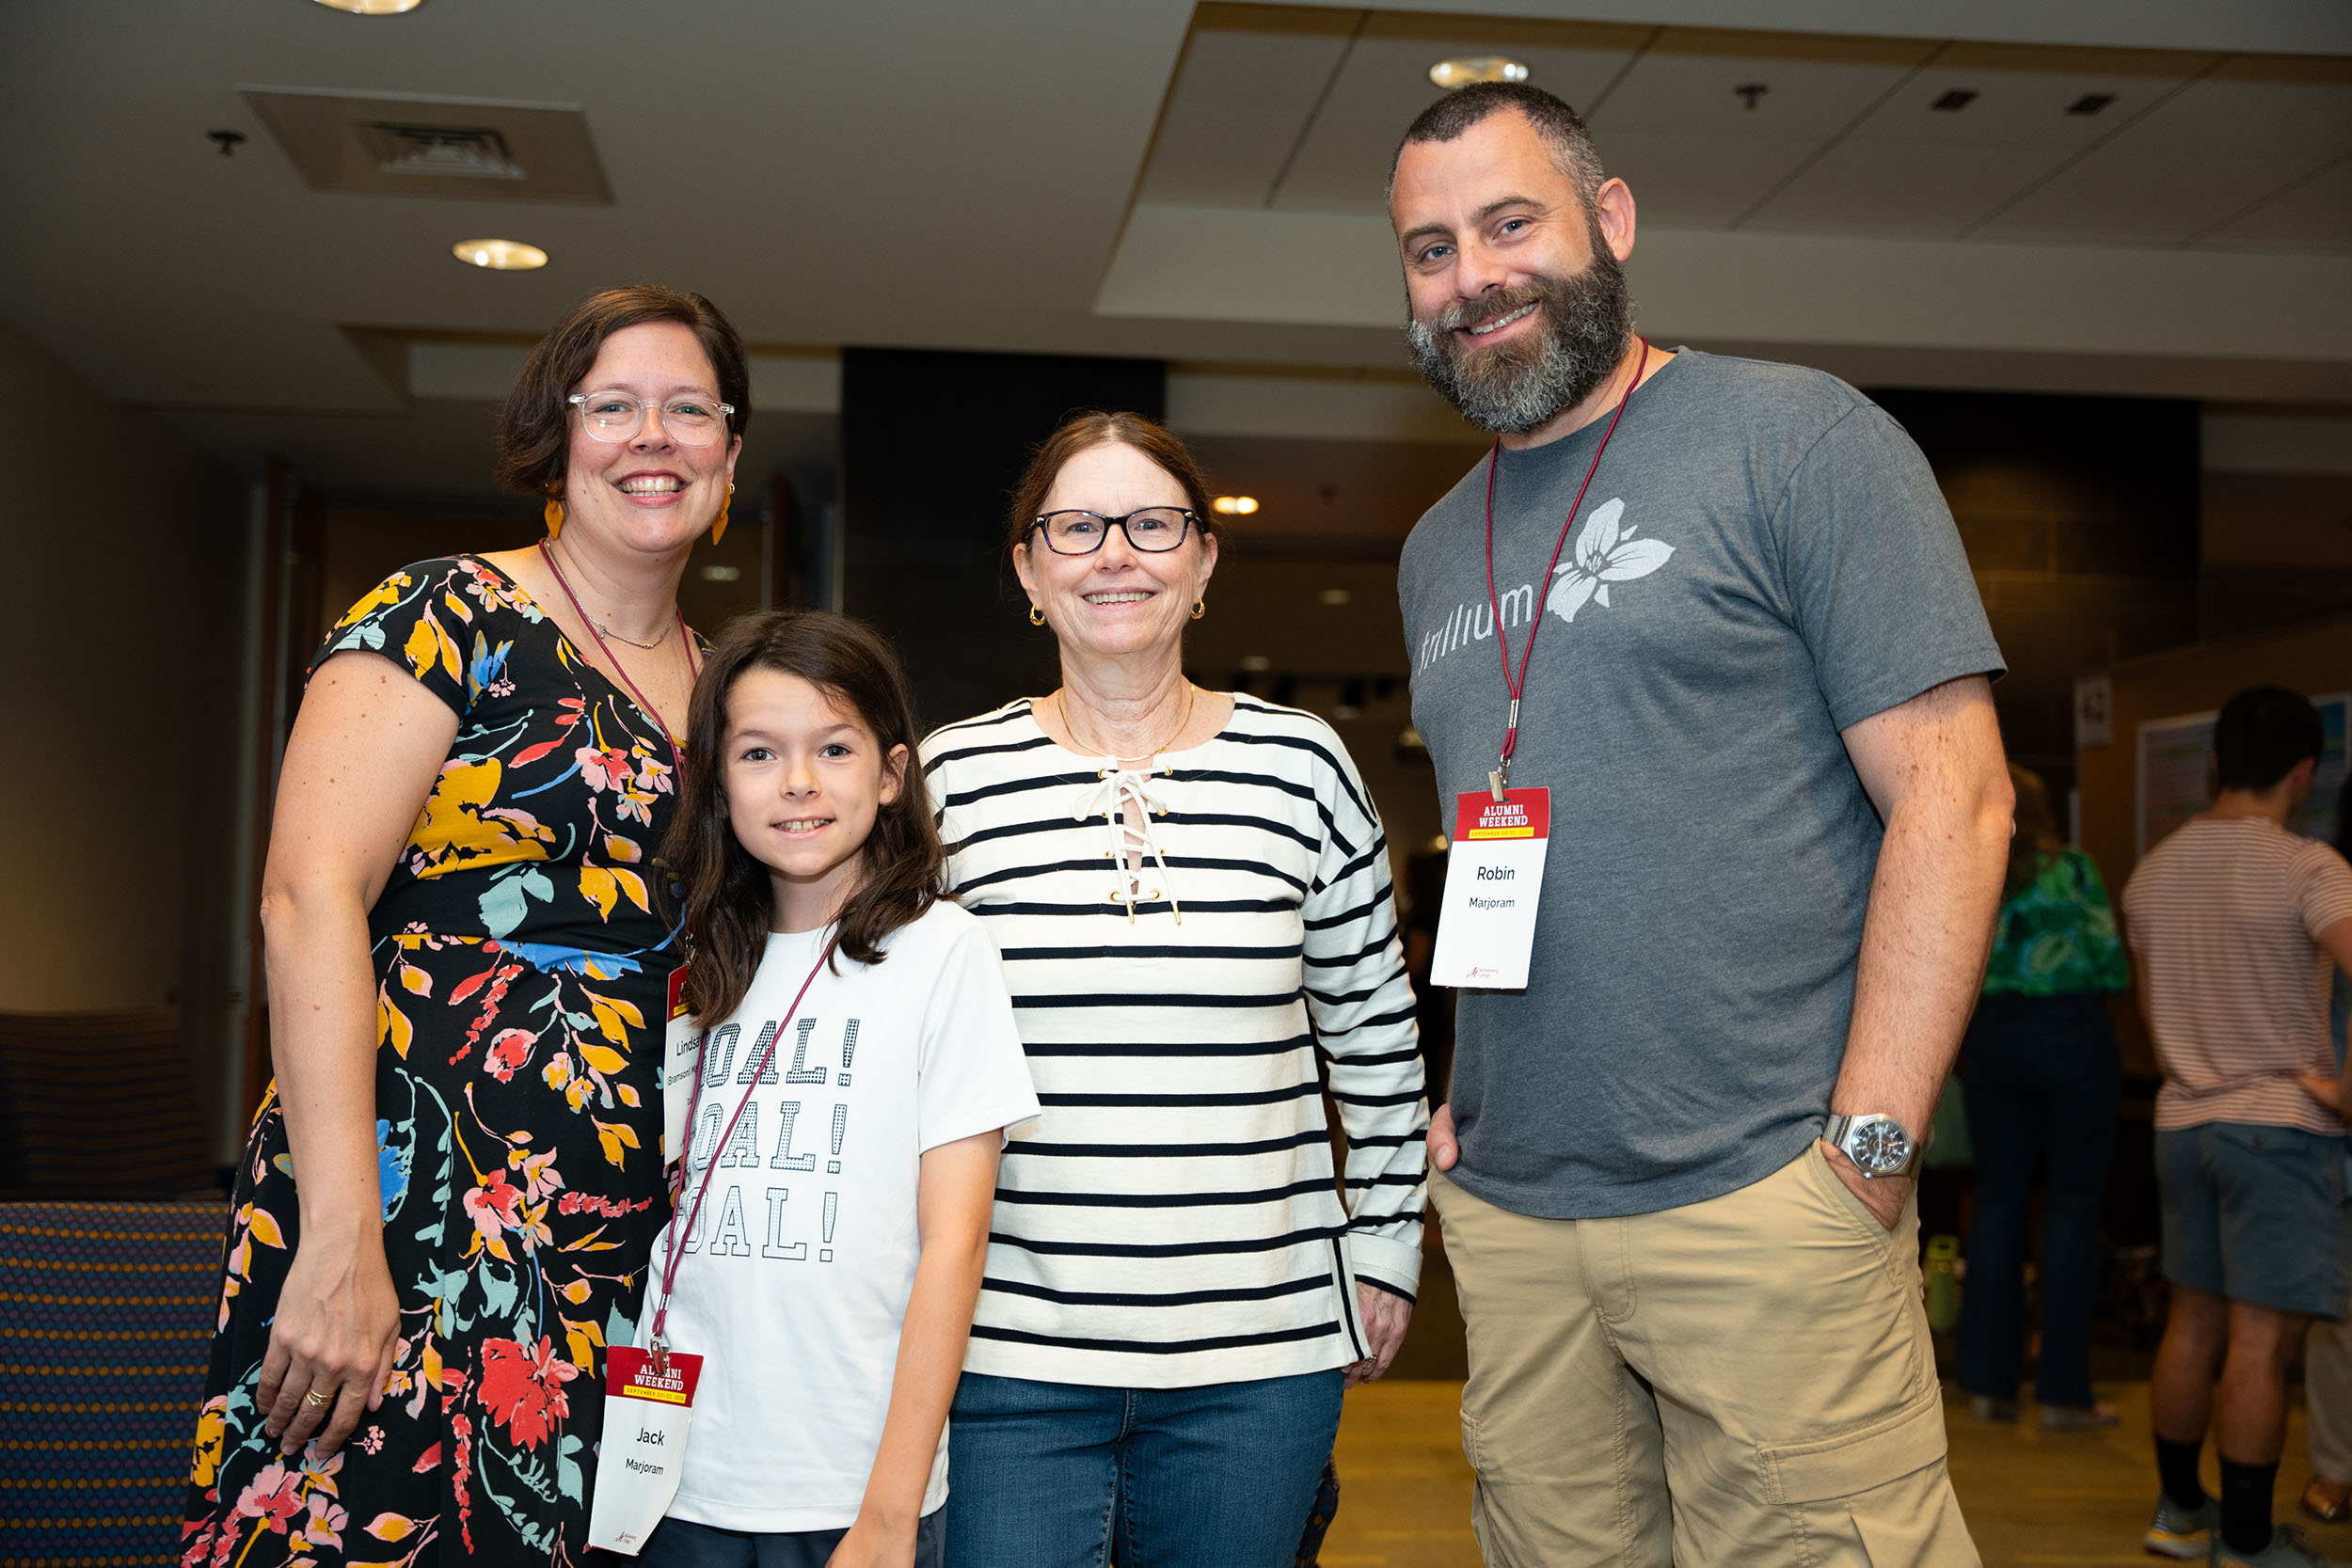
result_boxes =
[359,123,524,181]
[242,87,611,204]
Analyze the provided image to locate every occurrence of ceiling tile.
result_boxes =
[1138,24,1357,205]
[2101,72,2352,159]
[1842,68,2185,150]
[2206,156,2352,249]
[1746,137,2069,236]
[1972,150,2332,244]
[1589,32,1932,141]
[1269,19,1642,213]
[1598,131,1818,227]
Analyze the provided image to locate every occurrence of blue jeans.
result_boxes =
[1956,991,2120,1410]
[942,1370,1343,1568]
[639,1509,945,1568]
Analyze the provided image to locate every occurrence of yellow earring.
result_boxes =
[1029,606,1046,626]
[1191,598,1206,621]
[543,483,564,539]
[711,483,734,546]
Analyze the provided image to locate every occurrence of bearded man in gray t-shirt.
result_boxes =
[1390,84,2011,1568]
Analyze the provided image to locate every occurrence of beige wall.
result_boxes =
[0,318,248,1135]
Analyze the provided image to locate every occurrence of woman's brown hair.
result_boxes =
[1004,411,1222,558]
[495,285,751,494]
[2003,763,2061,901]
[660,611,943,1023]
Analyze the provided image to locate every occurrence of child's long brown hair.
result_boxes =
[660,611,943,1022]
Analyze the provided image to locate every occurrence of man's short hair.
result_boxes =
[1389,82,1605,209]
[2214,685,2324,792]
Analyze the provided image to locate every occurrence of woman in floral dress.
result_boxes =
[184,285,748,1566]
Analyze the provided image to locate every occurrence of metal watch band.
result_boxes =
[1824,1113,1924,1180]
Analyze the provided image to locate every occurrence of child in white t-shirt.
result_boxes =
[631,611,1038,1568]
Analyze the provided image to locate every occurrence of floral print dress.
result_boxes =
[185,556,691,1567]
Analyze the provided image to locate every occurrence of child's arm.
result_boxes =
[827,1129,1002,1568]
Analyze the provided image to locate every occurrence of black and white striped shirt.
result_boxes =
[922,695,1428,1388]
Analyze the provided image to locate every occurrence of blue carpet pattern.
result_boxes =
[0,1202,225,1567]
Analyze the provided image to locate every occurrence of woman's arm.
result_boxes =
[1300,737,1428,1386]
[255,652,457,1457]
[827,1130,1002,1568]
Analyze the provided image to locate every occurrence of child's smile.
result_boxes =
[721,668,905,931]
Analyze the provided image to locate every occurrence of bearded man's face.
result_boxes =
[1403,226,1633,436]
[1391,111,1636,436]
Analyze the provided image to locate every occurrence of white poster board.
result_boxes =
[2136,712,2216,858]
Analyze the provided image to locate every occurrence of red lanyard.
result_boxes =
[647,934,838,1366]
[537,538,699,780]
[1480,338,1650,798]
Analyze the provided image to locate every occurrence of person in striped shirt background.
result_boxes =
[2125,685,2352,1568]
[920,412,1429,1568]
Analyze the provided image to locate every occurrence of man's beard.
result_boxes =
[1405,240,1635,436]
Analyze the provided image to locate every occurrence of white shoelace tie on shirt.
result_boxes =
[1073,766,1182,925]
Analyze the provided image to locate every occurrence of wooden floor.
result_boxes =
[1322,1378,2352,1568]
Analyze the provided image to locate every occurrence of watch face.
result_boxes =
[1851,1118,1913,1174]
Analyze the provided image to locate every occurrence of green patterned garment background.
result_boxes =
[1982,848,2131,997]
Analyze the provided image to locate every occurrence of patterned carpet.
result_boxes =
[0,1202,226,1568]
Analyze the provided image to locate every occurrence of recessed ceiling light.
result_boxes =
[1239,655,1274,673]
[700,564,742,582]
[312,0,424,11]
[2067,93,2116,116]
[1211,495,1259,515]
[1318,588,1352,607]
[1430,56,1530,90]
[1931,89,1979,112]
[453,238,548,271]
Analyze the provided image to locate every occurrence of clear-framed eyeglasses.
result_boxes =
[566,390,737,447]
[1032,508,1197,555]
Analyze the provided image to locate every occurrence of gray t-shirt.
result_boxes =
[1400,349,2002,1219]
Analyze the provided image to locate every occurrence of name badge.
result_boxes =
[661,965,700,1169]
[586,1345,704,1555]
[1430,788,1550,990]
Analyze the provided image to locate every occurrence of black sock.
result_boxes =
[2219,1456,2280,1555]
[2156,1436,2208,1512]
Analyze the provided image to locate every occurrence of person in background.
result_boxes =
[922,412,1427,1568]
[1956,764,2131,1432]
[2300,781,2352,1526]
[183,285,745,1561]
[2128,685,2352,1568]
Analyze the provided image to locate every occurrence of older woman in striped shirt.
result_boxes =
[922,412,1428,1568]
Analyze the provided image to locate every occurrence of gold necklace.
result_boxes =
[1058,683,1196,763]
[546,539,672,649]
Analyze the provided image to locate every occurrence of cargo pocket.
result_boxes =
[1755,1393,1947,1508]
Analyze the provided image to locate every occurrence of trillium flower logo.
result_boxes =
[1547,498,1675,624]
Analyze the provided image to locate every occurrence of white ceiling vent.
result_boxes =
[242,87,612,203]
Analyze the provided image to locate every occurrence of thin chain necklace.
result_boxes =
[537,538,696,752]
[1057,681,1196,765]
[543,538,672,649]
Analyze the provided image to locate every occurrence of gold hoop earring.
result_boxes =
[711,482,734,546]
[1029,605,1047,626]
[1191,598,1206,621]
[543,483,564,539]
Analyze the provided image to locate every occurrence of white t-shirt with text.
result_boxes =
[639,901,1040,1533]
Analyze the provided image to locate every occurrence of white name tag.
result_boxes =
[661,966,700,1168]
[586,1345,703,1555]
[1430,788,1550,990]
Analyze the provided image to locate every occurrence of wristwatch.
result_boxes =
[1824,1113,1923,1180]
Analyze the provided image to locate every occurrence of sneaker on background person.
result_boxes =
[2214,1524,2352,1568]
[2145,1493,2220,1560]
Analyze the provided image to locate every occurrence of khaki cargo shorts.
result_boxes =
[1431,1143,1979,1568]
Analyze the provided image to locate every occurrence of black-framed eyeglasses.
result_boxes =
[1031,508,1197,555]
